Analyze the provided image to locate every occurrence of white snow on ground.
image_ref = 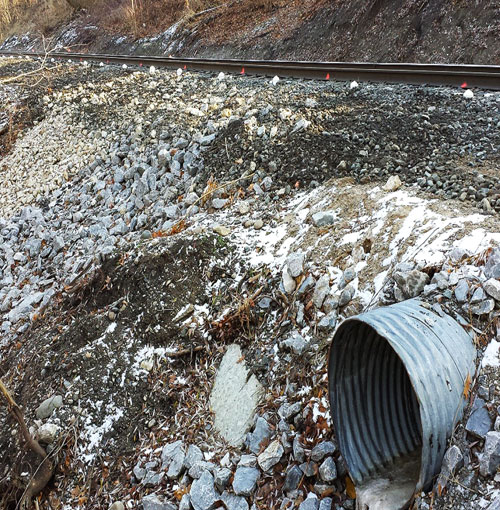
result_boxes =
[483,337,500,368]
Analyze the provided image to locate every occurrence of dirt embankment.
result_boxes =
[1,0,499,64]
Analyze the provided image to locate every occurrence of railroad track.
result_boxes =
[1,50,500,90]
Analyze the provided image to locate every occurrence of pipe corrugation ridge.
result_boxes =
[328,298,475,494]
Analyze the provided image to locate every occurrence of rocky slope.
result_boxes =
[0,56,500,510]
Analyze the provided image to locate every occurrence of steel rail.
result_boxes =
[1,50,499,90]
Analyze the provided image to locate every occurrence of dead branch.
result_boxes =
[0,379,54,509]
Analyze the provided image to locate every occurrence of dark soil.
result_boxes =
[0,234,236,509]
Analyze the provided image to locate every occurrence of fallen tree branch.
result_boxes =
[0,379,54,510]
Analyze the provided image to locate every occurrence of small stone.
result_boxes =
[141,494,176,510]
[212,198,229,209]
[189,461,215,479]
[282,267,296,294]
[283,464,302,492]
[278,402,302,421]
[299,494,320,510]
[382,175,402,192]
[436,445,463,489]
[297,275,316,296]
[36,395,63,419]
[313,275,330,308]
[293,436,306,463]
[37,423,60,444]
[471,287,487,303]
[339,285,355,307]
[239,454,257,467]
[466,397,492,439]
[281,331,308,355]
[133,463,146,481]
[484,279,500,301]
[190,470,218,510]
[300,461,318,477]
[319,498,333,510]
[311,441,336,462]
[239,202,250,215]
[109,502,125,510]
[221,491,249,510]
[286,252,305,278]
[214,467,232,491]
[455,279,469,302]
[142,470,162,487]
[319,457,337,483]
[233,466,260,496]
[167,447,186,479]
[247,417,272,454]
[311,211,336,227]
[258,440,284,472]
[318,312,337,331]
[179,494,191,510]
[393,270,429,299]
[254,219,264,230]
[470,299,495,316]
[213,225,231,236]
[161,440,184,468]
[480,431,500,477]
[184,444,204,469]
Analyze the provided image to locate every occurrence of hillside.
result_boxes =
[1,0,499,64]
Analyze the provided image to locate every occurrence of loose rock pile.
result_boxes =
[1,56,500,510]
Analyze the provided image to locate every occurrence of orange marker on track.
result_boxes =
[326,73,330,80]
[241,67,245,75]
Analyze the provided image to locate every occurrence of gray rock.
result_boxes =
[286,252,305,278]
[212,198,228,209]
[238,454,257,467]
[480,431,500,477]
[141,494,176,510]
[247,417,272,454]
[36,395,63,419]
[471,287,487,304]
[37,423,60,444]
[221,492,249,510]
[454,279,469,302]
[282,267,296,294]
[311,441,336,462]
[184,444,204,469]
[210,344,264,447]
[300,461,318,477]
[161,440,184,468]
[297,275,315,296]
[293,436,306,463]
[487,496,500,510]
[484,279,500,301]
[190,471,218,510]
[319,498,333,510]
[278,402,302,421]
[200,134,216,146]
[189,461,215,479]
[311,211,336,227]
[318,312,337,331]
[258,439,284,472]
[319,457,337,483]
[261,176,273,191]
[283,464,302,492]
[133,463,146,481]
[142,470,162,487]
[168,447,186,479]
[109,502,125,510]
[313,275,330,308]
[232,466,260,496]
[431,272,449,290]
[299,495,320,510]
[281,331,308,355]
[179,494,191,510]
[323,295,339,313]
[214,467,232,491]
[470,299,495,316]
[393,270,429,298]
[466,397,492,439]
[338,285,355,307]
[437,445,463,488]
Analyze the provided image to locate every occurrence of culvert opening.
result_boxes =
[329,320,423,510]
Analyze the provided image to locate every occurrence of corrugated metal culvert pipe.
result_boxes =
[328,299,476,510]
